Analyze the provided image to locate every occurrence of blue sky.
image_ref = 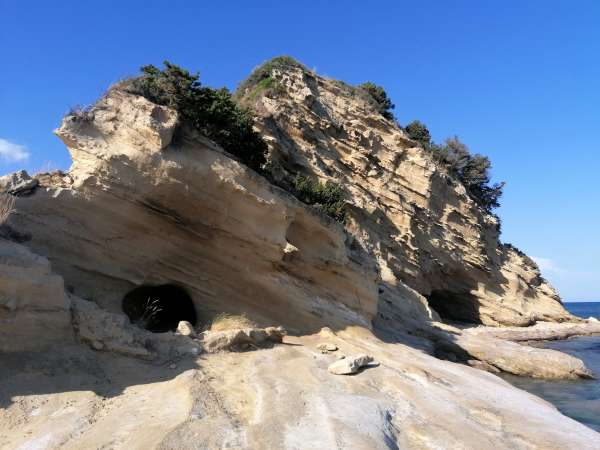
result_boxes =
[1,1,598,301]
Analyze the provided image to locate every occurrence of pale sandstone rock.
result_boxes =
[71,295,201,360]
[248,63,574,327]
[0,239,72,351]
[1,61,598,448]
[464,321,600,341]
[0,170,38,196]
[328,354,374,375]
[176,320,195,336]
[201,326,286,353]
[7,89,377,333]
[317,342,338,352]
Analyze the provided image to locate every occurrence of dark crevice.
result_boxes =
[122,284,197,333]
[426,289,482,324]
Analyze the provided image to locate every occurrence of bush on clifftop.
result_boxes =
[358,82,395,120]
[126,61,267,171]
[235,56,304,102]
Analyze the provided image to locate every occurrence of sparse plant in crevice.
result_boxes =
[293,174,347,223]
[124,61,268,171]
[358,82,395,120]
[0,193,15,224]
[133,297,164,331]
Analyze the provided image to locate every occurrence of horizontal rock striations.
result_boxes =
[239,59,572,327]
[5,89,378,334]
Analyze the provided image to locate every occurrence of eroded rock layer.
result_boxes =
[242,62,571,326]
[5,90,378,334]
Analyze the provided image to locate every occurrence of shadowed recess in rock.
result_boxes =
[426,289,482,324]
[122,284,197,332]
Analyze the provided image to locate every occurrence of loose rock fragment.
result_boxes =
[201,326,286,353]
[317,343,338,353]
[177,320,196,337]
[328,354,375,375]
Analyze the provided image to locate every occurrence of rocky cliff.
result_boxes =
[2,57,597,449]
[239,59,570,327]
[3,58,572,334]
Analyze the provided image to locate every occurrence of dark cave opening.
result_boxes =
[122,284,197,333]
[426,289,482,324]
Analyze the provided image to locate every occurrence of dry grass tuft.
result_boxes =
[207,313,257,332]
[0,194,15,224]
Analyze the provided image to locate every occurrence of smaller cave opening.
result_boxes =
[122,284,197,333]
[426,289,482,324]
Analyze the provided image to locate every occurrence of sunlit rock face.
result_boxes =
[6,89,378,334]
[4,59,571,335]
[242,62,571,327]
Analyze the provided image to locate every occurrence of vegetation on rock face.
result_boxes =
[404,121,504,213]
[293,175,347,222]
[126,61,267,171]
[358,82,395,120]
[235,56,304,102]
[207,313,257,332]
[404,120,432,148]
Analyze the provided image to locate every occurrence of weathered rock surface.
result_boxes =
[6,89,377,333]
[328,353,375,375]
[176,320,196,336]
[72,295,201,360]
[2,329,600,449]
[0,239,72,351]
[317,342,338,352]
[201,326,286,352]
[464,321,600,341]
[244,62,573,327]
[1,59,598,448]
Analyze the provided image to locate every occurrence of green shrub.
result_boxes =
[358,82,395,120]
[438,137,504,212]
[403,120,504,212]
[404,120,432,148]
[126,61,267,171]
[235,56,304,102]
[293,175,346,222]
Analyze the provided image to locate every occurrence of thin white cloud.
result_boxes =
[0,138,30,163]
[532,256,562,274]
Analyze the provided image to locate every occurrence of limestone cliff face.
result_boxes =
[2,60,572,331]
[240,62,570,326]
[0,239,72,351]
[5,90,378,333]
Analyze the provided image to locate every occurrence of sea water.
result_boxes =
[501,302,600,431]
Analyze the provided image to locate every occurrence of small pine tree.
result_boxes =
[358,82,395,120]
[404,120,432,148]
[127,61,268,171]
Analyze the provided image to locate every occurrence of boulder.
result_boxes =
[201,326,286,353]
[177,320,196,337]
[328,354,376,375]
[0,170,38,196]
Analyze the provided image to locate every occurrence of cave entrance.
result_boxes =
[122,284,197,333]
[426,290,482,324]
